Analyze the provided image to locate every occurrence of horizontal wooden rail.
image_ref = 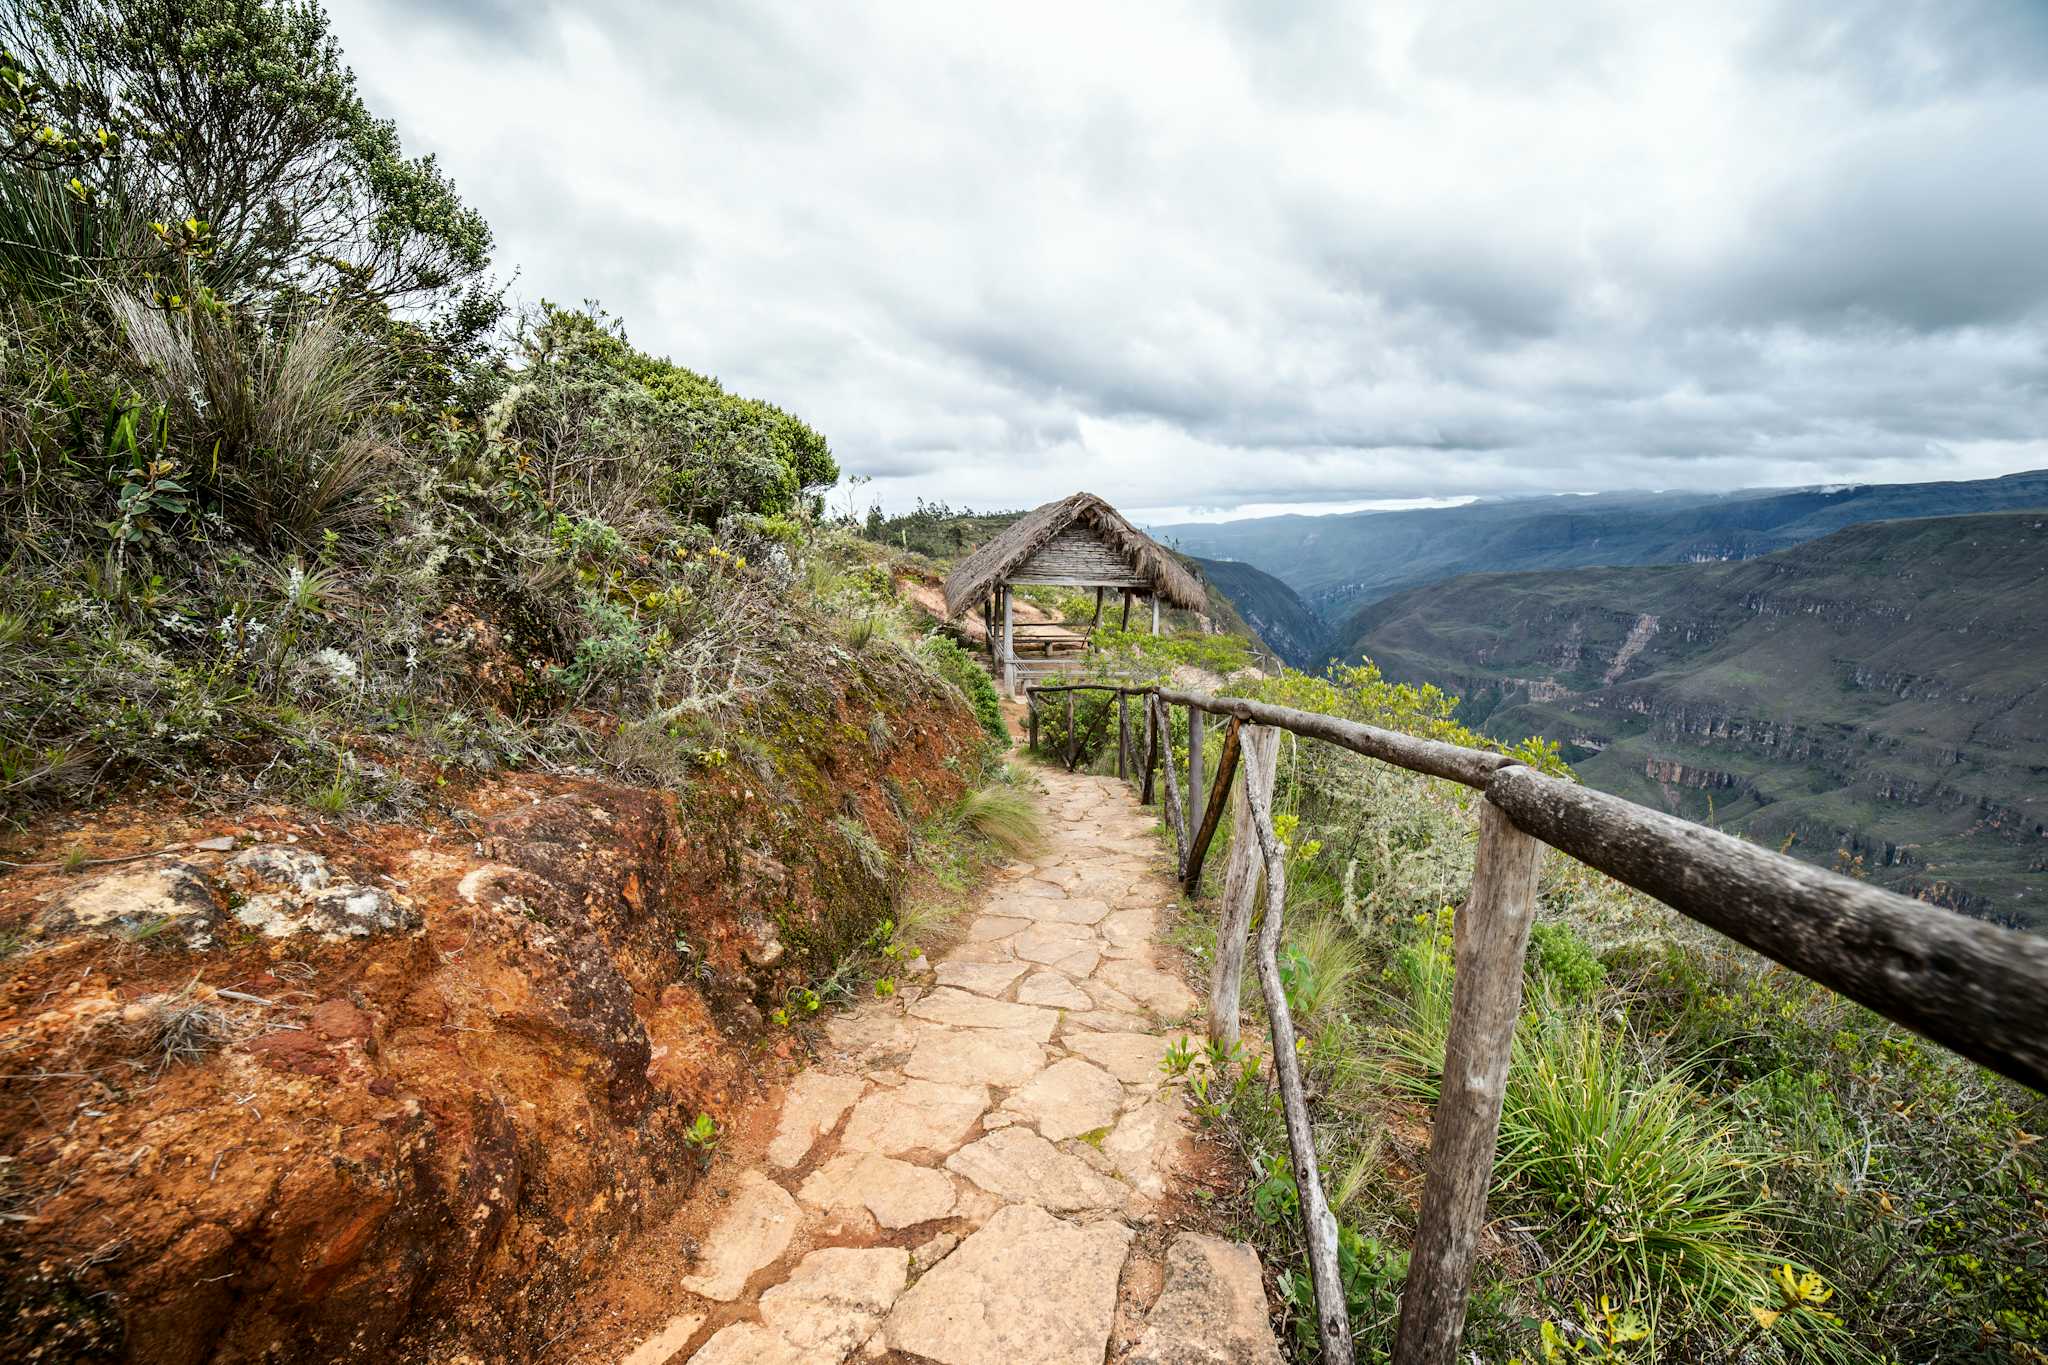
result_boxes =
[1154,687,1515,789]
[1485,765,2048,1092]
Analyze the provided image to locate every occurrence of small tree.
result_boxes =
[1,0,494,336]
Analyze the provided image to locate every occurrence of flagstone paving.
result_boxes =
[616,765,1283,1365]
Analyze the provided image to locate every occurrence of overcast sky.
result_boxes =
[325,0,2048,521]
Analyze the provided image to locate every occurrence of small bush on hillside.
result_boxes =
[952,784,1043,856]
[920,633,1007,743]
[1528,919,1606,1003]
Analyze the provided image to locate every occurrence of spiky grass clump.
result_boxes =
[953,783,1043,856]
[1498,1013,1783,1331]
[1279,913,1365,1029]
[1373,917,1817,1350]
[120,978,257,1074]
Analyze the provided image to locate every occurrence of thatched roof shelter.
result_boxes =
[941,492,1206,619]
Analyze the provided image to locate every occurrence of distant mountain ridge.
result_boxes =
[1151,469,2048,617]
[1343,511,2048,927]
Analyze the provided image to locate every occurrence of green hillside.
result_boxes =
[1344,512,2048,927]
[1188,557,1331,670]
[1153,469,2048,617]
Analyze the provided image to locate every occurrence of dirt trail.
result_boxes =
[596,763,1285,1365]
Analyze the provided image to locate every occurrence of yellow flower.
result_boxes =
[1750,1307,1782,1331]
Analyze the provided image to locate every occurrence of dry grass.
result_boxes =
[952,783,1044,855]
[118,978,260,1074]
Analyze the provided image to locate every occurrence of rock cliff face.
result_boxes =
[0,688,981,1362]
[1189,557,1332,670]
[1345,512,2048,929]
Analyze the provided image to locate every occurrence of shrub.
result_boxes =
[952,784,1043,856]
[1528,919,1606,1003]
[920,633,1007,742]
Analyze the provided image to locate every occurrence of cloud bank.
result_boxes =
[326,0,2048,517]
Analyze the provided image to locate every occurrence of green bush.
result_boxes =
[1528,919,1606,1003]
[489,304,835,526]
[920,633,1006,743]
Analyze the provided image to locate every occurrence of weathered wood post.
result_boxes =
[1065,691,1077,767]
[1207,722,1265,1048]
[1392,796,1545,1365]
[1001,586,1016,697]
[1140,698,1158,805]
[1151,594,1161,635]
[1242,734,1355,1365]
[1183,717,1240,894]
[1116,693,1129,780]
[1120,589,1133,631]
[1186,706,1204,843]
[1155,695,1187,871]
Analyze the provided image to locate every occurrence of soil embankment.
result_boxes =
[1,688,980,1363]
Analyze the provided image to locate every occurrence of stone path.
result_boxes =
[618,765,1285,1365]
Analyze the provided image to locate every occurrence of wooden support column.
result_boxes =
[1001,586,1016,697]
[1206,723,1264,1047]
[1393,797,1545,1365]
[1065,691,1077,768]
[1090,586,1104,638]
[1027,697,1038,753]
[1116,693,1129,780]
[1151,595,1161,635]
[1186,707,1204,846]
[1120,589,1133,631]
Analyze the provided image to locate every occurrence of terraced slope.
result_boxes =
[1345,512,2048,927]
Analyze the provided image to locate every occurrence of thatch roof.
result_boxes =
[941,492,1207,618]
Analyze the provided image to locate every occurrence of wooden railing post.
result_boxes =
[1065,691,1077,768]
[1186,706,1204,844]
[1393,795,1545,1365]
[1140,699,1158,805]
[1207,722,1265,1049]
[1242,730,1355,1365]
[1117,692,1129,780]
[1155,696,1188,873]
[1027,694,1038,754]
[1183,716,1241,894]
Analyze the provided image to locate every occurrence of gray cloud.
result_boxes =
[329,0,2048,515]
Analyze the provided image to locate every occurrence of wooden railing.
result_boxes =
[1025,682,2048,1365]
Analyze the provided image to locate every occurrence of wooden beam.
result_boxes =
[1206,722,1261,1049]
[1186,706,1204,851]
[1487,764,2048,1094]
[1183,717,1241,896]
[1393,798,1544,1365]
[1155,687,1513,790]
[1242,734,1354,1365]
[1070,693,1116,773]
